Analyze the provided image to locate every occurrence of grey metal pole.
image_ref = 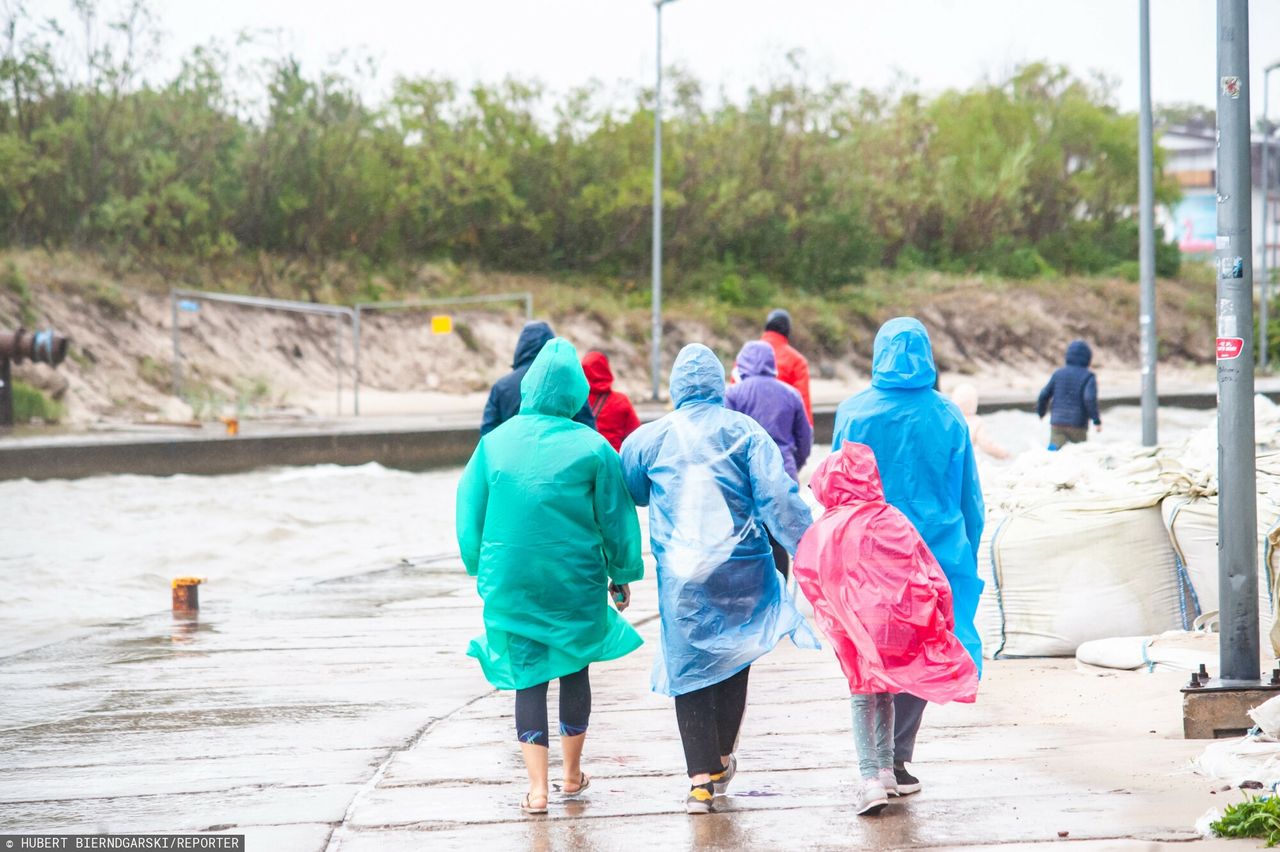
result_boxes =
[170,291,182,398]
[650,0,671,402]
[1138,0,1158,446]
[1216,0,1260,684]
[524,292,533,321]
[353,309,361,417]
[1262,64,1277,370]
[335,317,343,417]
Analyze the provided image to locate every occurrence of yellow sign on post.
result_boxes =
[431,315,453,335]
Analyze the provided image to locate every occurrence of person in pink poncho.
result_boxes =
[794,442,978,817]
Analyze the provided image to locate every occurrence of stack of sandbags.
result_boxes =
[978,492,1186,658]
[1161,457,1280,655]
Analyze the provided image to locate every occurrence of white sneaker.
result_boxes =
[878,767,900,797]
[854,778,889,816]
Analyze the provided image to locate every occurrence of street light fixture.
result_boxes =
[1261,59,1280,371]
[651,0,677,402]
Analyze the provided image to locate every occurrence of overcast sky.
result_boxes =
[101,1,1280,117]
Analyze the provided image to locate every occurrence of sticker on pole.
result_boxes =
[1218,256,1244,279]
[1222,76,1242,99]
[430,315,453,335]
[1217,337,1245,360]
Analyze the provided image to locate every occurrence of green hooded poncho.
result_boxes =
[457,337,645,690]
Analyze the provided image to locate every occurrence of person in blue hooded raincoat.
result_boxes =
[480,321,596,435]
[831,317,984,798]
[620,343,817,814]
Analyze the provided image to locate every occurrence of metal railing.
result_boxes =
[171,289,533,417]
[170,289,356,416]
[352,293,532,416]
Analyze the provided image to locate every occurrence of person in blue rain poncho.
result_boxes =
[831,317,985,798]
[620,343,817,815]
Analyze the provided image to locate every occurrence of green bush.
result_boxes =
[1110,261,1141,282]
[995,247,1054,280]
[2,261,37,326]
[715,272,746,306]
[11,381,64,423]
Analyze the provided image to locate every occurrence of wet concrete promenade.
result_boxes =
[0,557,1245,850]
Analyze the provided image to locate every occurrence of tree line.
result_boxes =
[0,2,1183,300]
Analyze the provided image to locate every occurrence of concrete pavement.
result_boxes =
[0,556,1252,850]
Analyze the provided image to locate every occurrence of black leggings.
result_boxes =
[514,666,591,748]
[768,530,790,581]
[674,666,751,777]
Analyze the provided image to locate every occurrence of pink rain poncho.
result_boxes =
[794,443,978,703]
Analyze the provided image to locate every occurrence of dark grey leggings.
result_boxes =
[514,666,591,748]
[674,666,751,777]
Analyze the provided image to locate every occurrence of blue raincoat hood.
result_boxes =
[735,340,778,379]
[512,321,554,369]
[1065,339,1092,367]
[520,338,589,418]
[871,317,937,390]
[670,344,727,408]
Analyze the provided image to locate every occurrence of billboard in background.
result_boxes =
[1172,192,1216,254]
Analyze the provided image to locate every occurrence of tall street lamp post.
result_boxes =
[651,0,677,401]
[1261,60,1280,370]
[1138,0,1158,446]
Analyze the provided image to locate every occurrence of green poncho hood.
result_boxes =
[519,337,590,418]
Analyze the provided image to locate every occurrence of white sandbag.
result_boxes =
[1162,492,1280,653]
[1075,628,1220,673]
[1195,735,1280,786]
[979,499,1184,658]
[1251,694,1280,739]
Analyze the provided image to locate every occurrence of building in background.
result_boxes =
[1161,123,1278,277]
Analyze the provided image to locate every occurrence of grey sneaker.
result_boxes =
[854,778,889,816]
[686,784,715,814]
[878,767,900,797]
[894,763,922,795]
[711,754,737,795]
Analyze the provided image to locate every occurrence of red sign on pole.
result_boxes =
[1217,337,1245,360]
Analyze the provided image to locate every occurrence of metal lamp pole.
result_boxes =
[651,0,677,402]
[1216,0,1259,684]
[1138,0,1158,446]
[1262,61,1280,371]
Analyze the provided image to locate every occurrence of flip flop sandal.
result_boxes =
[562,771,591,796]
[521,793,548,815]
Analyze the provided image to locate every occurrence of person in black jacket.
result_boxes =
[480,321,596,435]
[1036,339,1102,449]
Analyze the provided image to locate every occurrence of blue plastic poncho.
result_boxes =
[457,338,645,691]
[620,344,818,697]
[831,317,986,671]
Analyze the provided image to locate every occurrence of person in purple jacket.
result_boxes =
[726,340,813,579]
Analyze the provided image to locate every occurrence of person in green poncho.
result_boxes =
[456,337,646,816]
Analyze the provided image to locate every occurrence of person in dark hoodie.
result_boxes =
[481,321,596,435]
[581,351,642,452]
[726,340,812,581]
[1036,340,1101,450]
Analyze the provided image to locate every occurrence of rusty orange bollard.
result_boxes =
[219,416,239,436]
[172,576,204,614]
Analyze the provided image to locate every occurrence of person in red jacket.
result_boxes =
[761,309,813,425]
[582,351,642,452]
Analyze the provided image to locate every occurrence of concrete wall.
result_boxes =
[0,390,1256,482]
